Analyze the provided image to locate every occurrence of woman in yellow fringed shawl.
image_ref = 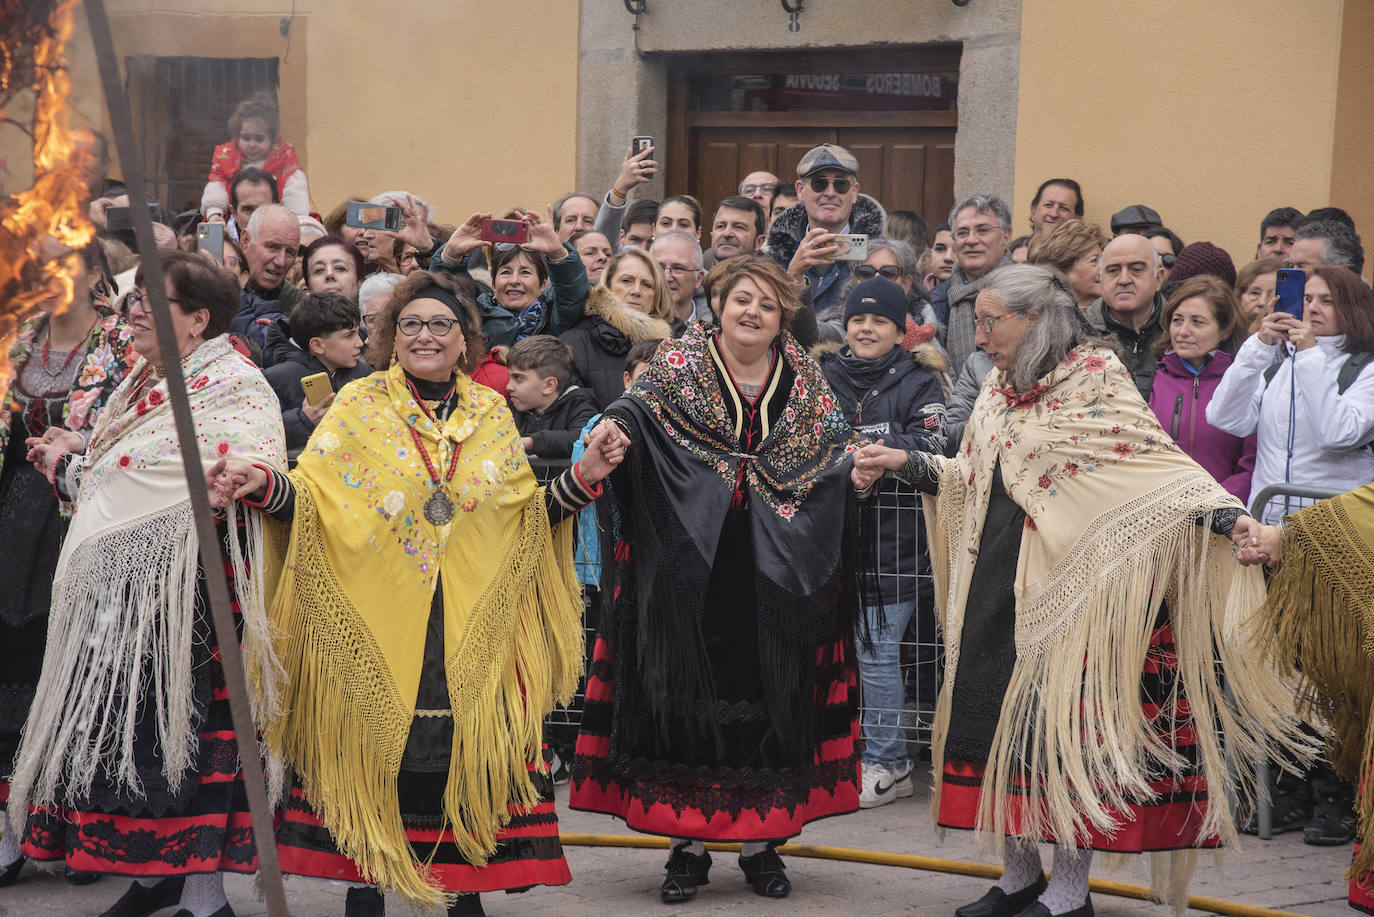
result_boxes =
[1237,491,1374,914]
[853,264,1312,917]
[209,270,624,917]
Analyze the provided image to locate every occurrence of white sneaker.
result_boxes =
[859,760,914,808]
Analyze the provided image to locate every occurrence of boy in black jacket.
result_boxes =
[263,291,371,462]
[507,335,598,459]
[820,277,947,811]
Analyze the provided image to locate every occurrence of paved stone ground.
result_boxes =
[0,778,1353,917]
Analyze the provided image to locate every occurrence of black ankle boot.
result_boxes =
[345,886,385,917]
[738,847,790,898]
[661,846,712,903]
[98,876,186,917]
[0,856,26,888]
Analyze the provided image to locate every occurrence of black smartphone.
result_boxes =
[1274,268,1305,319]
[632,135,654,157]
[196,221,224,262]
[346,201,404,232]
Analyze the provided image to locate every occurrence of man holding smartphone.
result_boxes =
[766,143,887,317]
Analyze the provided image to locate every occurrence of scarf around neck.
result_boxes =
[922,345,1308,878]
[10,335,287,822]
[264,359,583,907]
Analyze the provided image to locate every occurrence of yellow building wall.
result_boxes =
[1012,1,1343,268]
[1330,0,1374,251]
[4,0,579,228]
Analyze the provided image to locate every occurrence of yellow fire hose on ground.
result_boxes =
[558,833,1313,917]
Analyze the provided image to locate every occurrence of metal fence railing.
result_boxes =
[1245,482,1341,839]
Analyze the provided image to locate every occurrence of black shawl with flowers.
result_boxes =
[600,320,862,771]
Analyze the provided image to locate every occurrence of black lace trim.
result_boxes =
[70,818,255,867]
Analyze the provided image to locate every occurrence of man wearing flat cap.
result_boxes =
[766,143,887,316]
[1110,204,1163,236]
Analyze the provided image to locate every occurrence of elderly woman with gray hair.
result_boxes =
[852,264,1310,917]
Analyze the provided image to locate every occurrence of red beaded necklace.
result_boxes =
[38,316,100,379]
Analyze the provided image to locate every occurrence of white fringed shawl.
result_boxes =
[921,347,1312,911]
[8,335,286,823]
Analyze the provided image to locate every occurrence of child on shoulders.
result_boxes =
[202,91,311,221]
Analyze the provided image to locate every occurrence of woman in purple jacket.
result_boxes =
[1149,275,1256,501]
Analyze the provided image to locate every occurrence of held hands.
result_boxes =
[24,426,85,481]
[1231,515,1284,566]
[205,458,268,509]
[613,144,658,198]
[576,420,629,484]
[850,439,908,491]
[787,227,840,280]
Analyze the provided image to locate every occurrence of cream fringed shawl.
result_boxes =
[261,363,584,909]
[8,336,287,825]
[921,347,1311,908]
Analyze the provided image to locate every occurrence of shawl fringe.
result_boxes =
[266,483,582,909]
[1257,493,1374,884]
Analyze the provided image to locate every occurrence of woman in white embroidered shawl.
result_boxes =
[11,252,286,917]
[852,264,1309,917]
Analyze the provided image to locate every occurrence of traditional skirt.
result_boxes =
[570,635,860,840]
[276,747,569,893]
[20,678,257,876]
[938,622,1218,853]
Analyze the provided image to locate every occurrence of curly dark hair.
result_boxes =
[364,270,481,375]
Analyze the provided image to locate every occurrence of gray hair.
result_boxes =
[650,229,704,269]
[866,238,919,277]
[358,272,403,311]
[948,193,1012,235]
[244,202,297,241]
[982,264,1106,392]
[1295,219,1364,271]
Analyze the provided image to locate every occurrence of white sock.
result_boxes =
[179,872,228,916]
[739,841,770,858]
[670,838,705,856]
[1040,846,1092,914]
[135,876,161,888]
[0,813,21,867]
[995,839,1042,893]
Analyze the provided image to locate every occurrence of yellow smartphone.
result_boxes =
[300,372,332,406]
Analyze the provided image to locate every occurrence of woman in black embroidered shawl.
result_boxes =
[569,256,863,904]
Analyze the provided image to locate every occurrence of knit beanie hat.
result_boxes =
[1166,241,1237,289]
[843,278,908,328]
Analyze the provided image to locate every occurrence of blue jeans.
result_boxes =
[857,598,918,767]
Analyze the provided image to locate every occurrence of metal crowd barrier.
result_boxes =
[1246,482,1342,839]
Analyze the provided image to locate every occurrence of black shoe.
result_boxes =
[549,751,570,787]
[1303,807,1357,846]
[447,893,484,916]
[169,906,234,917]
[1238,799,1311,835]
[738,848,790,899]
[98,876,186,917]
[346,886,385,917]
[64,866,102,886]
[955,874,1048,917]
[0,856,26,888]
[1014,899,1093,917]
[660,846,712,903]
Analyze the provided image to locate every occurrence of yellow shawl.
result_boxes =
[924,347,1309,905]
[263,362,583,907]
[1257,484,1374,884]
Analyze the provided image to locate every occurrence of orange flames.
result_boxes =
[0,0,92,395]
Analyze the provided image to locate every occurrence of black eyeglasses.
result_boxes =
[808,176,852,194]
[397,317,459,337]
[853,264,902,281]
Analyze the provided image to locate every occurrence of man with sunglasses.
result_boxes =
[766,143,887,318]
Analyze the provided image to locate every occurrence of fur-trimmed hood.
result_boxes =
[809,337,946,376]
[765,194,888,266]
[582,286,672,343]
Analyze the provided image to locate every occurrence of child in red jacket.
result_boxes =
[200,91,311,221]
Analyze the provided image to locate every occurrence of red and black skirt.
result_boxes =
[275,746,569,893]
[938,622,1219,853]
[570,635,860,840]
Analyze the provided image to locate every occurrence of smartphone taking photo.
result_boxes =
[346,202,404,232]
[197,221,224,263]
[480,218,529,245]
[1274,268,1305,319]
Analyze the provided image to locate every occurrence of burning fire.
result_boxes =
[0,0,92,396]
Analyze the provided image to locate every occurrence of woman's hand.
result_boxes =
[786,227,840,281]
[1235,519,1284,566]
[205,458,268,508]
[382,194,434,251]
[27,426,85,454]
[612,144,657,199]
[520,207,567,260]
[443,212,491,263]
[1285,317,1317,352]
[1258,312,1298,347]
[26,442,67,482]
[851,440,908,490]
[577,420,629,483]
